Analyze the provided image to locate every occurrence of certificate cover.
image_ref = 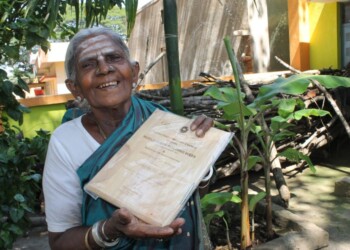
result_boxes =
[85,109,233,226]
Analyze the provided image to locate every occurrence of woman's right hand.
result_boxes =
[105,208,185,240]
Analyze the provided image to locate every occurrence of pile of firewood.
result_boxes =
[134,69,350,206]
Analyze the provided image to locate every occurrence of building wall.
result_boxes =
[9,104,66,138]
[128,0,250,84]
[309,2,340,69]
[56,62,70,94]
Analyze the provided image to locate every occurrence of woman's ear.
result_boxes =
[65,79,81,98]
[132,61,140,83]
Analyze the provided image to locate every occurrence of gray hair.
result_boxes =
[65,27,130,84]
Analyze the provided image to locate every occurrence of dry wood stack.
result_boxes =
[134,69,350,194]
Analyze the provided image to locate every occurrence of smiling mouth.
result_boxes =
[97,81,119,89]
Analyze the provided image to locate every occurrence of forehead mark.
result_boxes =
[77,35,124,63]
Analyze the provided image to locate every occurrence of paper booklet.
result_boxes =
[85,109,233,226]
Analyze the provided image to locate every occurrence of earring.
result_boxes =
[75,96,82,103]
[132,82,137,88]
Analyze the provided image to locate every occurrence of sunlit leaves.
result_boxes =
[249,192,266,212]
[278,148,316,173]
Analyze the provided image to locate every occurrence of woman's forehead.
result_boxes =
[76,34,122,59]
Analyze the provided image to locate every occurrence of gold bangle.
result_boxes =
[84,227,93,250]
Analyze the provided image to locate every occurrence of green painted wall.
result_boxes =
[10,104,66,138]
[309,3,340,69]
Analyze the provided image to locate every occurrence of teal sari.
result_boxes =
[77,96,204,249]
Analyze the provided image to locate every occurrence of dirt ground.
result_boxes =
[12,144,350,250]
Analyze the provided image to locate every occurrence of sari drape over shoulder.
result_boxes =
[77,96,205,250]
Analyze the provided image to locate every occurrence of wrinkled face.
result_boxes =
[72,34,138,110]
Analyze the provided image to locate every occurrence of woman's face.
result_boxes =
[73,34,137,111]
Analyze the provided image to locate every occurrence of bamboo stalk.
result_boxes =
[163,0,184,115]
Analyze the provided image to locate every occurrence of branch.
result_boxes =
[135,51,166,89]
[274,56,301,74]
[312,79,350,139]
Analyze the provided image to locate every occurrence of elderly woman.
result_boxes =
[43,27,213,250]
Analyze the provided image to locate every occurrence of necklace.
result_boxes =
[97,123,107,140]
[87,111,108,140]
[94,119,107,140]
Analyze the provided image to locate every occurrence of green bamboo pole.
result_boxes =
[163,0,184,115]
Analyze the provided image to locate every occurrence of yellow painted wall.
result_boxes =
[309,2,340,69]
[10,104,66,138]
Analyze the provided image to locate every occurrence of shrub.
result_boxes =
[0,120,50,249]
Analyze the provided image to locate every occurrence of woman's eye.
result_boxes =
[108,55,122,62]
[81,62,95,69]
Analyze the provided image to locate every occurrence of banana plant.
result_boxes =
[204,36,350,249]
[201,188,242,250]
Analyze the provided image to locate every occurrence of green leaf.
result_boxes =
[230,195,242,203]
[205,86,230,103]
[0,68,8,78]
[249,192,266,212]
[0,152,9,164]
[220,101,255,120]
[8,224,23,236]
[125,0,138,38]
[6,107,22,122]
[7,146,16,159]
[287,109,330,120]
[30,173,41,182]
[278,98,296,118]
[307,75,350,89]
[3,45,19,59]
[9,208,24,223]
[247,155,262,170]
[201,192,235,208]
[12,85,26,98]
[213,120,231,132]
[255,74,350,108]
[20,203,33,213]
[278,148,316,173]
[1,80,14,97]
[254,75,311,106]
[14,194,25,203]
[17,77,30,92]
[18,104,31,114]
[273,130,296,142]
[0,230,12,247]
[203,211,225,225]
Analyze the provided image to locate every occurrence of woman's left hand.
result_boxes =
[190,114,214,137]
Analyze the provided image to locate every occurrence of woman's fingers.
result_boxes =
[190,114,214,137]
[112,208,185,239]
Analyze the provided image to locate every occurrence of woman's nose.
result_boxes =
[96,61,114,75]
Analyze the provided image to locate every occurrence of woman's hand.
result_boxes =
[106,208,185,240]
[190,114,214,137]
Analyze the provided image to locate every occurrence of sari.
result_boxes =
[77,96,205,249]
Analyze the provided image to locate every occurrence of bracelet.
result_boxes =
[84,227,92,250]
[101,220,114,242]
[92,220,120,248]
[91,221,105,248]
